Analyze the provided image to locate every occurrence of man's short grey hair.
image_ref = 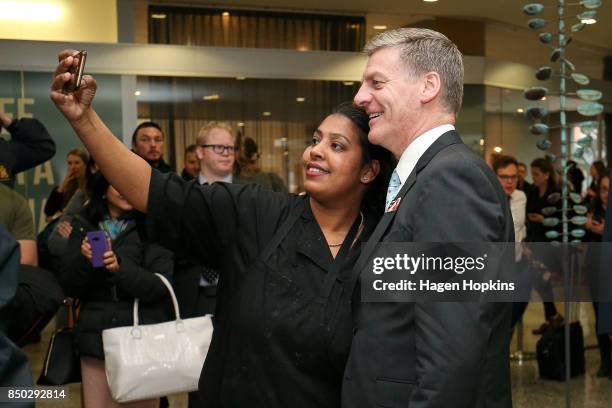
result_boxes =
[196,121,235,145]
[364,27,464,115]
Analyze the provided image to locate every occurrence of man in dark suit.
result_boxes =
[343,28,514,407]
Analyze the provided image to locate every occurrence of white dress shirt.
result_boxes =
[510,189,527,243]
[198,172,233,185]
[394,124,456,190]
[510,188,527,262]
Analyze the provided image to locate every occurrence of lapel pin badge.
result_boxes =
[386,197,401,213]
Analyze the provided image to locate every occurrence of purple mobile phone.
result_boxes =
[87,230,108,268]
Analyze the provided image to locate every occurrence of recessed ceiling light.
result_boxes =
[222,11,230,17]
[0,2,63,21]
[516,108,524,113]
[581,18,596,24]
[134,90,141,96]
[343,81,355,86]
[296,97,305,102]
[493,146,503,153]
[203,94,220,101]
[373,25,387,30]
[263,111,271,116]
[151,13,167,19]
[236,76,246,80]
[423,0,439,2]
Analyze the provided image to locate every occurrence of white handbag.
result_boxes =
[102,273,213,403]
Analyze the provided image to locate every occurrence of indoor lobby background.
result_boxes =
[1,1,611,407]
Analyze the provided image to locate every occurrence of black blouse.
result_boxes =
[146,170,376,408]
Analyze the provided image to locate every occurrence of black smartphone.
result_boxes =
[63,50,87,93]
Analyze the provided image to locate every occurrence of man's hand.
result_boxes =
[50,50,97,124]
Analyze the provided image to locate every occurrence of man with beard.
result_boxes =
[131,122,173,173]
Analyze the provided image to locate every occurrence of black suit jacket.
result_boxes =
[342,131,514,408]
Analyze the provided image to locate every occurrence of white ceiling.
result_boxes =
[154,0,612,52]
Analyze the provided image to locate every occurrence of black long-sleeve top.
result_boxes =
[145,170,376,408]
[0,118,56,188]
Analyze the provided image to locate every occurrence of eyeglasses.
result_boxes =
[497,175,518,182]
[201,144,237,154]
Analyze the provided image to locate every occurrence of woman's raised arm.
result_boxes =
[50,49,150,212]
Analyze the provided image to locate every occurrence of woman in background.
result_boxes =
[47,156,98,257]
[44,148,88,219]
[586,160,607,205]
[526,157,563,333]
[236,136,288,192]
[59,173,173,408]
[586,173,610,378]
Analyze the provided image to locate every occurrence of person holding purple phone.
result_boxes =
[58,172,173,408]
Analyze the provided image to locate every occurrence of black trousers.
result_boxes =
[594,302,612,371]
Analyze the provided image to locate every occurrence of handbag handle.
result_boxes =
[131,273,181,337]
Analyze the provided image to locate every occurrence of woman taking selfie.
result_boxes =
[51,50,391,408]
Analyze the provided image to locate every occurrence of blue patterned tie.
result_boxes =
[385,170,401,210]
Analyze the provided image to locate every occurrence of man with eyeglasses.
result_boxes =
[494,155,526,238]
[131,121,173,173]
[493,154,533,330]
[196,122,238,185]
[183,121,239,407]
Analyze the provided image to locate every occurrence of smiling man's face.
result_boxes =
[354,47,422,156]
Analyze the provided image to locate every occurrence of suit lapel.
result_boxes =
[350,130,463,292]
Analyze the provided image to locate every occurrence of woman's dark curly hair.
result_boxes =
[331,102,394,216]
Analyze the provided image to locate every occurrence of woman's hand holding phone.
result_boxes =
[81,236,120,273]
[50,49,97,124]
[102,240,120,273]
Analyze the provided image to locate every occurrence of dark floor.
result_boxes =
[23,302,611,407]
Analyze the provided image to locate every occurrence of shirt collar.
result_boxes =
[198,172,233,185]
[395,124,455,184]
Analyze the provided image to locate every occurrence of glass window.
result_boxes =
[148,6,365,52]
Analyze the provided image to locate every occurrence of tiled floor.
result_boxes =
[22,302,611,407]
